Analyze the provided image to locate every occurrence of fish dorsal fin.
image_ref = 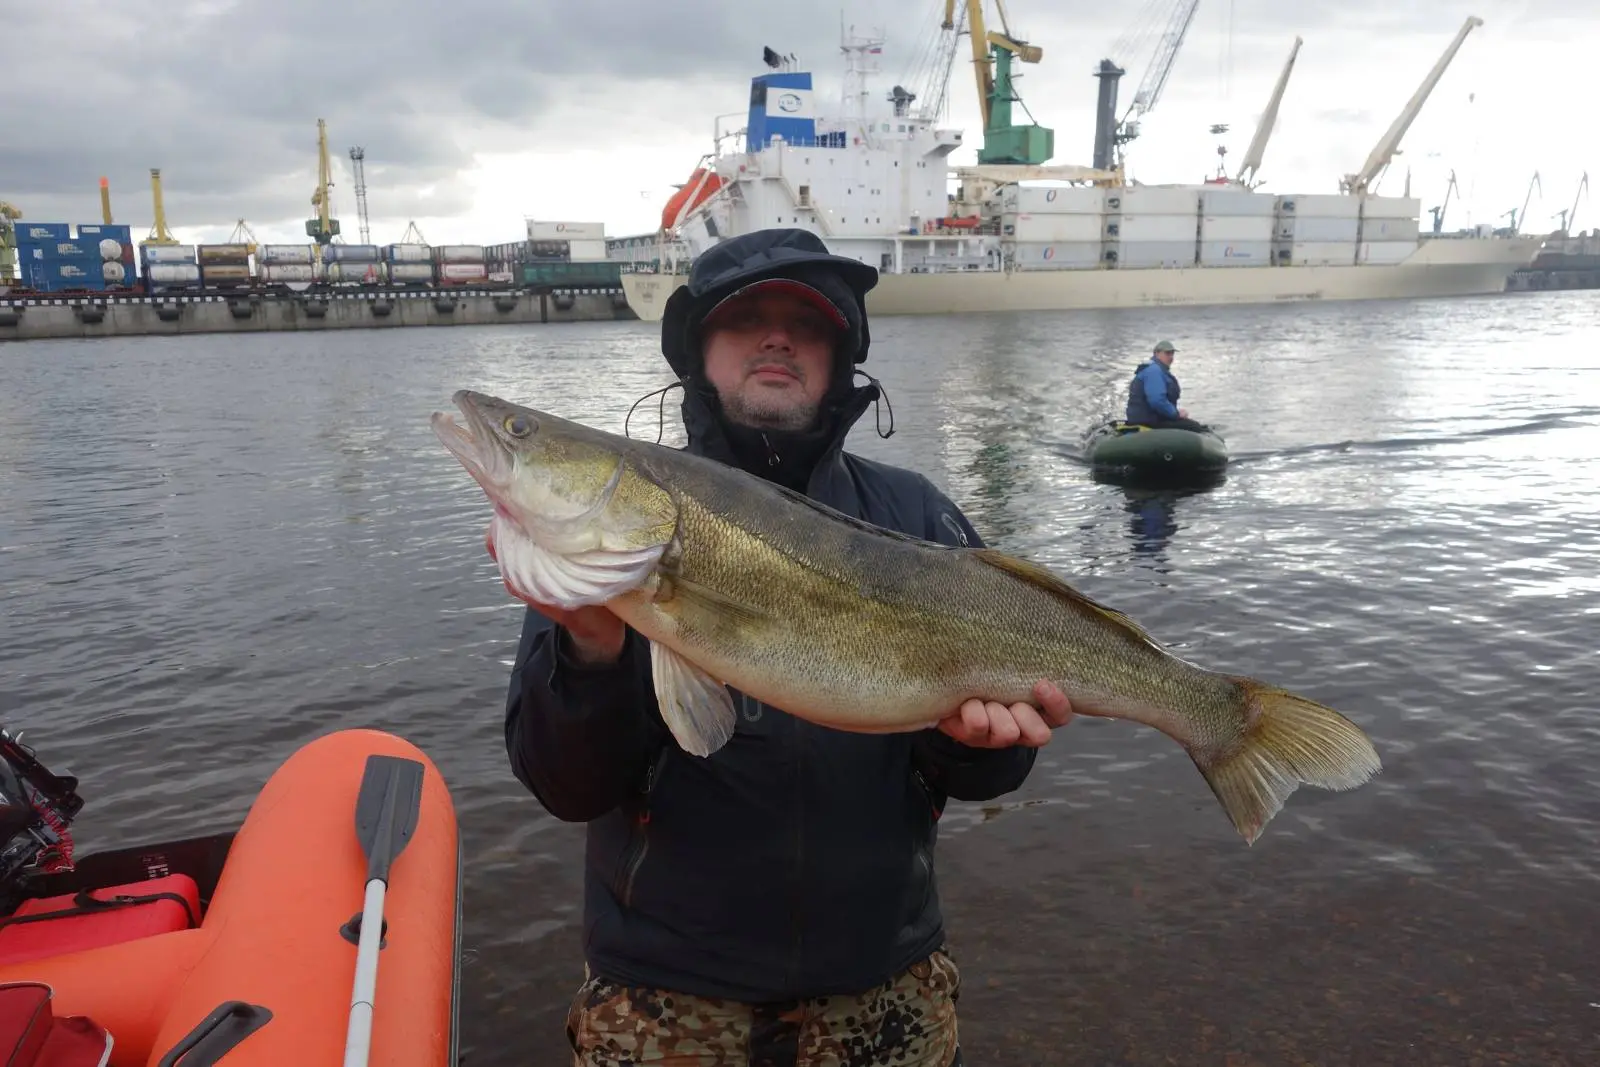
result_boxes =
[971,547,1164,649]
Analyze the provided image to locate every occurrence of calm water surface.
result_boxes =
[3,290,1597,1065]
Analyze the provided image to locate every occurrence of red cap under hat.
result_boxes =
[699,277,849,332]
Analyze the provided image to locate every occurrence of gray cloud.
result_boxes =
[1,0,1581,238]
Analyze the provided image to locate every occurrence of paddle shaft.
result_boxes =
[343,877,387,1067]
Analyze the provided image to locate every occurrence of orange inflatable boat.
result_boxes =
[0,726,461,1066]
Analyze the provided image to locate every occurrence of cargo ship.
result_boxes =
[617,16,1544,322]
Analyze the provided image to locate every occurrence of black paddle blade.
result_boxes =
[354,754,425,885]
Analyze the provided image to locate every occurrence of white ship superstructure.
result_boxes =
[615,14,1544,321]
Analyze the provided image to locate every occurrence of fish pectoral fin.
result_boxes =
[649,642,737,758]
[660,572,766,626]
[492,514,664,610]
[971,547,1161,646]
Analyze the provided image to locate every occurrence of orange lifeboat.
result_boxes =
[660,167,723,231]
[0,727,461,1067]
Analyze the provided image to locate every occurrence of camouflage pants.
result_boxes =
[566,948,964,1066]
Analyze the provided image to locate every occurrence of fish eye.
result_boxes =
[503,414,535,438]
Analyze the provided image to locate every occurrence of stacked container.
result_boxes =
[1356,196,1422,265]
[526,221,608,262]
[322,243,386,284]
[1273,194,1361,266]
[197,243,253,288]
[141,243,201,290]
[1196,188,1275,268]
[259,244,319,285]
[997,186,1105,271]
[433,244,487,286]
[1103,187,1201,269]
[384,243,434,285]
[12,223,113,292]
[77,224,137,289]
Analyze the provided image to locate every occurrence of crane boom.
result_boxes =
[1340,15,1483,196]
[943,0,1052,164]
[1126,0,1201,123]
[1235,35,1302,186]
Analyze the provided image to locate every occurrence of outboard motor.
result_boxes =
[0,728,84,909]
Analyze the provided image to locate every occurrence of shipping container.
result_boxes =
[521,261,624,287]
[1198,215,1276,242]
[527,220,607,241]
[384,244,431,263]
[15,223,70,242]
[197,244,251,266]
[18,240,96,260]
[1357,241,1417,265]
[998,186,1106,216]
[434,245,486,264]
[260,264,318,284]
[24,261,103,289]
[101,261,128,284]
[1005,212,1104,243]
[1006,241,1102,270]
[199,264,252,284]
[142,244,196,264]
[1198,189,1277,217]
[260,244,314,265]
[1106,214,1199,242]
[438,262,488,284]
[1108,240,1198,269]
[525,240,573,260]
[488,270,516,285]
[1107,186,1201,216]
[1359,196,1420,221]
[1275,194,1361,219]
[1276,216,1361,243]
[325,262,386,284]
[1197,240,1273,266]
[388,263,436,284]
[323,243,382,263]
[567,239,609,262]
[1282,241,1357,266]
[76,223,132,243]
[1358,216,1421,241]
[146,263,202,286]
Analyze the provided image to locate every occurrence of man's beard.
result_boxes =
[720,389,820,432]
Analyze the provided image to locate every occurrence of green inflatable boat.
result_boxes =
[1084,421,1229,483]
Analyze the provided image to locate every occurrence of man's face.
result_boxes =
[1156,350,1175,367]
[700,291,839,432]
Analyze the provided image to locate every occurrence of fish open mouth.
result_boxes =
[430,393,516,512]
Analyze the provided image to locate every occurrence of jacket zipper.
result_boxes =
[618,756,661,908]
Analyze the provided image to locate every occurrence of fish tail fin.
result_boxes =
[1194,680,1382,845]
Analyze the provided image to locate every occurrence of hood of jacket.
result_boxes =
[659,228,884,489]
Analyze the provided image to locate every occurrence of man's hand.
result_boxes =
[937,680,1074,749]
[486,521,626,664]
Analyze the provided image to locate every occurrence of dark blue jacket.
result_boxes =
[503,383,1038,1002]
[1126,359,1180,423]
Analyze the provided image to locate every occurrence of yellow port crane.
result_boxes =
[943,0,1053,165]
[306,118,342,246]
[99,177,113,224]
[1,200,20,284]
[143,168,178,246]
[227,219,259,256]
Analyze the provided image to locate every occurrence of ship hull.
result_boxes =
[620,236,1544,322]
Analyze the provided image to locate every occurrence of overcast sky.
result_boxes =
[3,0,1590,247]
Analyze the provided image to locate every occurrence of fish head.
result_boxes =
[431,390,678,606]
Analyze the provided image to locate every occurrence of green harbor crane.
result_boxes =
[307,119,342,245]
[945,0,1053,166]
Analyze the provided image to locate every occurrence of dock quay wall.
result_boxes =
[0,286,637,342]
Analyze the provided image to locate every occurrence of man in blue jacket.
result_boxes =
[495,227,1074,1066]
[1125,339,1207,431]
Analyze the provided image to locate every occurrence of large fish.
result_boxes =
[431,390,1381,844]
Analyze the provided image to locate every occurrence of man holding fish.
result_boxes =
[498,228,1073,1065]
